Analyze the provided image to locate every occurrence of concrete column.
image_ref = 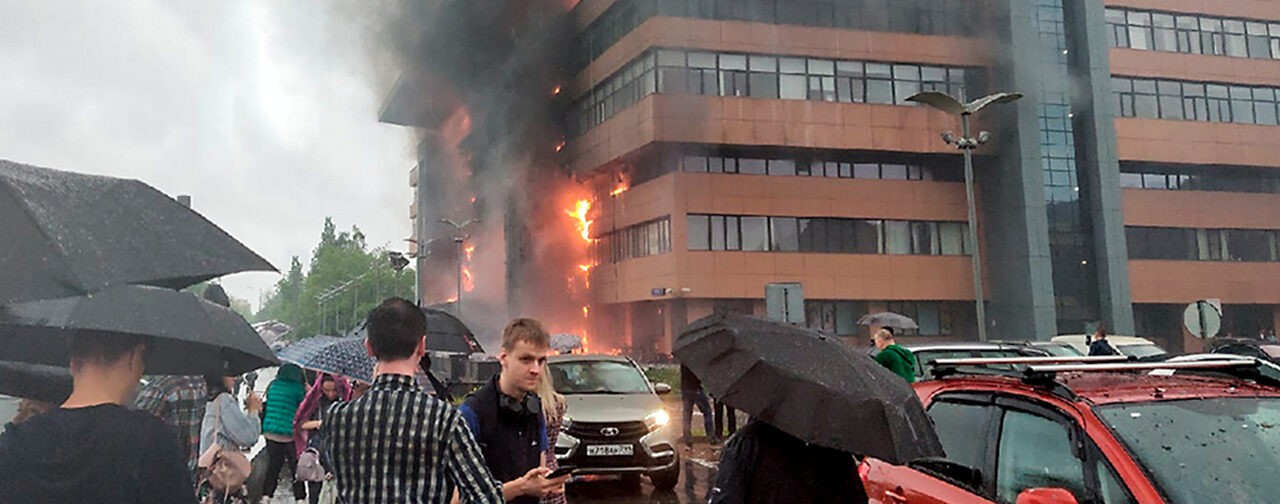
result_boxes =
[978,0,1059,340]
[1065,0,1136,335]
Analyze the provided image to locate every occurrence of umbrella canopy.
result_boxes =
[857,311,919,330]
[673,313,943,464]
[277,336,375,384]
[0,285,278,375]
[252,320,294,347]
[346,307,483,354]
[0,361,72,404]
[0,160,276,305]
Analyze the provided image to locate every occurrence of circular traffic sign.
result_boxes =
[1183,300,1222,339]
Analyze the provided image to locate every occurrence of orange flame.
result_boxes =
[462,266,474,292]
[464,244,475,261]
[552,85,562,96]
[566,199,594,243]
[609,172,630,197]
[555,140,566,153]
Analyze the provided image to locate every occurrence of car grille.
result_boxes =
[566,420,648,443]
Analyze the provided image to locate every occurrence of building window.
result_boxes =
[570,48,975,137]
[1127,226,1280,262]
[1113,75,1280,126]
[680,155,952,181]
[596,217,672,263]
[1120,163,1280,194]
[688,214,969,256]
[1106,7,1280,61]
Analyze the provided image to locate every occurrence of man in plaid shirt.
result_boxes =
[325,298,560,503]
[135,374,207,475]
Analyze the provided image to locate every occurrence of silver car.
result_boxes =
[549,354,679,490]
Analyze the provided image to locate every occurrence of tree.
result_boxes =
[255,217,416,340]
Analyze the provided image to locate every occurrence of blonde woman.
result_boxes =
[537,371,568,504]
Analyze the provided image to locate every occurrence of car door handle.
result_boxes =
[884,488,908,504]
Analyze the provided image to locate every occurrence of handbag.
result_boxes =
[295,446,326,482]
[197,394,252,493]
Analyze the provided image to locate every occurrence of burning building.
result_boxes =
[384,0,1280,357]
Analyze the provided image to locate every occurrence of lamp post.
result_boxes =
[438,218,479,318]
[907,91,1023,342]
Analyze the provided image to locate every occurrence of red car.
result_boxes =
[861,358,1280,504]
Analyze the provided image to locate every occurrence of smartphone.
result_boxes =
[547,465,577,479]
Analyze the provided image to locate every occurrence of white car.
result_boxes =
[1051,334,1168,358]
[1149,353,1280,381]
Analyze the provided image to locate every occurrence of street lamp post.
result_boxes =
[438,218,480,318]
[907,91,1023,342]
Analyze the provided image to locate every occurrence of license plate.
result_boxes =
[586,444,634,456]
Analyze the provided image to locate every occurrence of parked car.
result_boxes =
[861,357,1280,503]
[0,395,17,433]
[1050,334,1167,358]
[904,343,1049,380]
[548,354,679,490]
[992,340,1084,357]
[1206,337,1280,364]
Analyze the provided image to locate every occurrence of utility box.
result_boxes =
[765,282,805,324]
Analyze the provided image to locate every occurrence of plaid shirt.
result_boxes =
[324,373,503,504]
[135,375,207,474]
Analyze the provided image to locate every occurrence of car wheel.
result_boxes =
[648,459,680,491]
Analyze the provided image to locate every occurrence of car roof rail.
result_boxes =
[931,356,1132,367]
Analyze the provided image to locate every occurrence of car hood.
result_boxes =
[563,393,665,423]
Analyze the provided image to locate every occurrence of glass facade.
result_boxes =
[1106,7,1280,60]
[1036,0,1098,333]
[1119,163,1280,194]
[804,300,970,337]
[687,214,970,256]
[678,154,962,181]
[1112,75,1280,126]
[592,217,672,265]
[571,0,982,74]
[1127,226,1280,262]
[568,48,973,137]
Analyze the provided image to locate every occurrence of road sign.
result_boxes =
[765,282,805,324]
[1183,300,1222,339]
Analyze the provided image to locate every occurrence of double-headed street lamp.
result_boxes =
[907,91,1023,342]
[438,218,480,318]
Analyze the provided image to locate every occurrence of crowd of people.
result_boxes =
[0,295,576,504]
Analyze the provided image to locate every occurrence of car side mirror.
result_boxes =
[1016,488,1080,504]
[653,383,672,395]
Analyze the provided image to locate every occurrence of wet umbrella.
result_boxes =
[0,361,72,404]
[278,336,375,384]
[346,307,483,354]
[0,285,278,375]
[673,313,943,464]
[857,311,919,330]
[0,160,276,305]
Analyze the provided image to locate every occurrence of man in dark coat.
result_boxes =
[1088,328,1119,356]
[709,421,868,504]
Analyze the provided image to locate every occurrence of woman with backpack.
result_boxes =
[293,373,352,504]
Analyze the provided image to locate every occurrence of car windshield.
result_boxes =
[550,360,651,394]
[1037,344,1083,357]
[1260,345,1280,359]
[1097,397,1280,503]
[1119,344,1166,358]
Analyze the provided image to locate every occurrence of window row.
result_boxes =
[1106,7,1280,61]
[592,217,672,265]
[687,214,970,256]
[680,155,957,181]
[569,48,973,136]
[1127,226,1280,262]
[1113,76,1280,126]
[804,300,969,337]
[571,0,981,73]
[1120,165,1280,194]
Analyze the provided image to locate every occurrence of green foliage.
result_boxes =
[255,217,416,340]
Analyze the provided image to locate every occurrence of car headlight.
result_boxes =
[644,409,670,431]
[561,414,573,433]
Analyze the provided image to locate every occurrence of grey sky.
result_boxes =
[0,1,413,309]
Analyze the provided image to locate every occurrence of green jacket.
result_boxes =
[874,344,917,383]
[263,364,306,436]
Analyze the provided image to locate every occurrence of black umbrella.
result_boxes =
[857,312,919,330]
[673,313,943,464]
[347,307,483,354]
[0,160,276,305]
[0,361,72,404]
[0,285,278,375]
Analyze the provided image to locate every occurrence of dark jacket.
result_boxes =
[1088,339,1119,356]
[709,421,868,504]
[874,344,917,383]
[459,375,548,504]
[680,364,703,393]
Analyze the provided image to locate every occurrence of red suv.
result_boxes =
[861,359,1280,503]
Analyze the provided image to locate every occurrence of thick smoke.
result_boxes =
[367,0,589,350]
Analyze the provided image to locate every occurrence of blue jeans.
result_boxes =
[681,389,715,443]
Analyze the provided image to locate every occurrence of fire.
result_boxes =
[566,199,594,243]
[554,141,566,153]
[552,85,562,96]
[462,266,474,292]
[464,244,475,261]
[609,173,630,197]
